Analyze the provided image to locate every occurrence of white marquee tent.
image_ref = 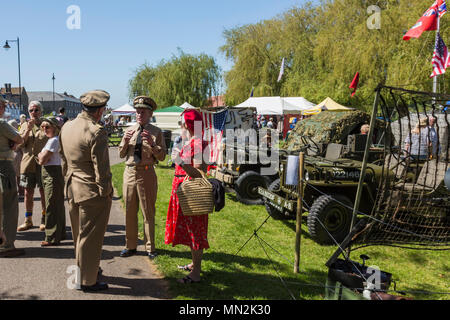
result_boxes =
[180,102,196,109]
[233,96,315,115]
[111,104,135,116]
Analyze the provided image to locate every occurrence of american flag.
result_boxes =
[430,32,450,78]
[201,109,228,164]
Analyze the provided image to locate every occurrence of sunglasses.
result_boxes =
[41,125,52,130]
[29,109,40,113]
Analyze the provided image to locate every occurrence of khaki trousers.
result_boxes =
[68,185,112,286]
[0,161,19,252]
[123,165,158,253]
[42,165,66,244]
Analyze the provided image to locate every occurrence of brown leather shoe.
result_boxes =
[17,218,33,232]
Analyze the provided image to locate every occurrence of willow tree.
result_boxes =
[221,0,449,110]
[129,50,222,108]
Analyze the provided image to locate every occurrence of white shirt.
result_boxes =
[43,136,61,166]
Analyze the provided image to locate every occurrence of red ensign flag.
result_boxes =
[349,72,360,97]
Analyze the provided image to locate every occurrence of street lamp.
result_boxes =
[3,37,22,112]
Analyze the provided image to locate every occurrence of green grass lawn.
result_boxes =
[111,160,450,300]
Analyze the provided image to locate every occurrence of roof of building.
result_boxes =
[0,87,26,95]
[27,91,81,104]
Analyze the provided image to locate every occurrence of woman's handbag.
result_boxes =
[177,171,214,216]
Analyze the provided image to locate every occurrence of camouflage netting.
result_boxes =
[352,86,450,250]
[283,110,370,151]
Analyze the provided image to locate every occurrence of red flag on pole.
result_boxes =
[349,72,360,97]
[403,0,447,41]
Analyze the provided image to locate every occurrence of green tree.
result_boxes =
[129,50,222,108]
[221,0,449,111]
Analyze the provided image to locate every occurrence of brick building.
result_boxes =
[27,91,82,119]
[0,83,28,114]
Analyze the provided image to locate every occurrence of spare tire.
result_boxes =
[235,171,271,205]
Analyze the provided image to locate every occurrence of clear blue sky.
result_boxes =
[0,0,308,108]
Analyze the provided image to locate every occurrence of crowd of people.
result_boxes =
[404,116,440,160]
[1,90,441,293]
[0,92,213,292]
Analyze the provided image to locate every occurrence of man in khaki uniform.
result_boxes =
[118,96,166,259]
[60,90,113,292]
[0,96,24,257]
[17,101,48,231]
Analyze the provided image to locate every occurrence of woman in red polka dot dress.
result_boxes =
[165,109,210,284]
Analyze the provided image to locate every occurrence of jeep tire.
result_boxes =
[235,171,271,205]
[307,194,353,245]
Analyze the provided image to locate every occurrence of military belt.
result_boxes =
[127,164,154,171]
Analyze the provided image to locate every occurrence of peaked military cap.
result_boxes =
[80,90,110,108]
[133,96,157,111]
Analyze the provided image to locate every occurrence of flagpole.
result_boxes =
[433,10,440,96]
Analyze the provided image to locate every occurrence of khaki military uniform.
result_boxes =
[60,110,113,286]
[119,122,166,253]
[19,120,48,187]
[0,119,21,252]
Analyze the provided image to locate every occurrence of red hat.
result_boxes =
[182,109,203,132]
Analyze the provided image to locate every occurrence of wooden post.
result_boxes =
[294,152,305,273]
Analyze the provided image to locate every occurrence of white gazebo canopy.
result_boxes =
[233,96,315,115]
[111,104,135,116]
[180,102,196,109]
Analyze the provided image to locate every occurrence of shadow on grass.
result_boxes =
[406,251,429,265]
[157,248,329,300]
[226,193,240,203]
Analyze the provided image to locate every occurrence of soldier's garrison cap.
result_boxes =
[133,96,157,111]
[80,90,110,108]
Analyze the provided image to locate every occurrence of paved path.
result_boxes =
[0,147,171,300]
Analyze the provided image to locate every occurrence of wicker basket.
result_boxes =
[177,173,214,216]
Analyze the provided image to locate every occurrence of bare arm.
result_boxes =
[38,149,53,166]
[20,120,35,146]
[181,163,206,178]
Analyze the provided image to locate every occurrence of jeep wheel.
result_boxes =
[263,179,295,220]
[235,171,271,205]
[307,194,353,245]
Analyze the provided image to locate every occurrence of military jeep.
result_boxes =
[258,110,393,244]
[210,129,279,205]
